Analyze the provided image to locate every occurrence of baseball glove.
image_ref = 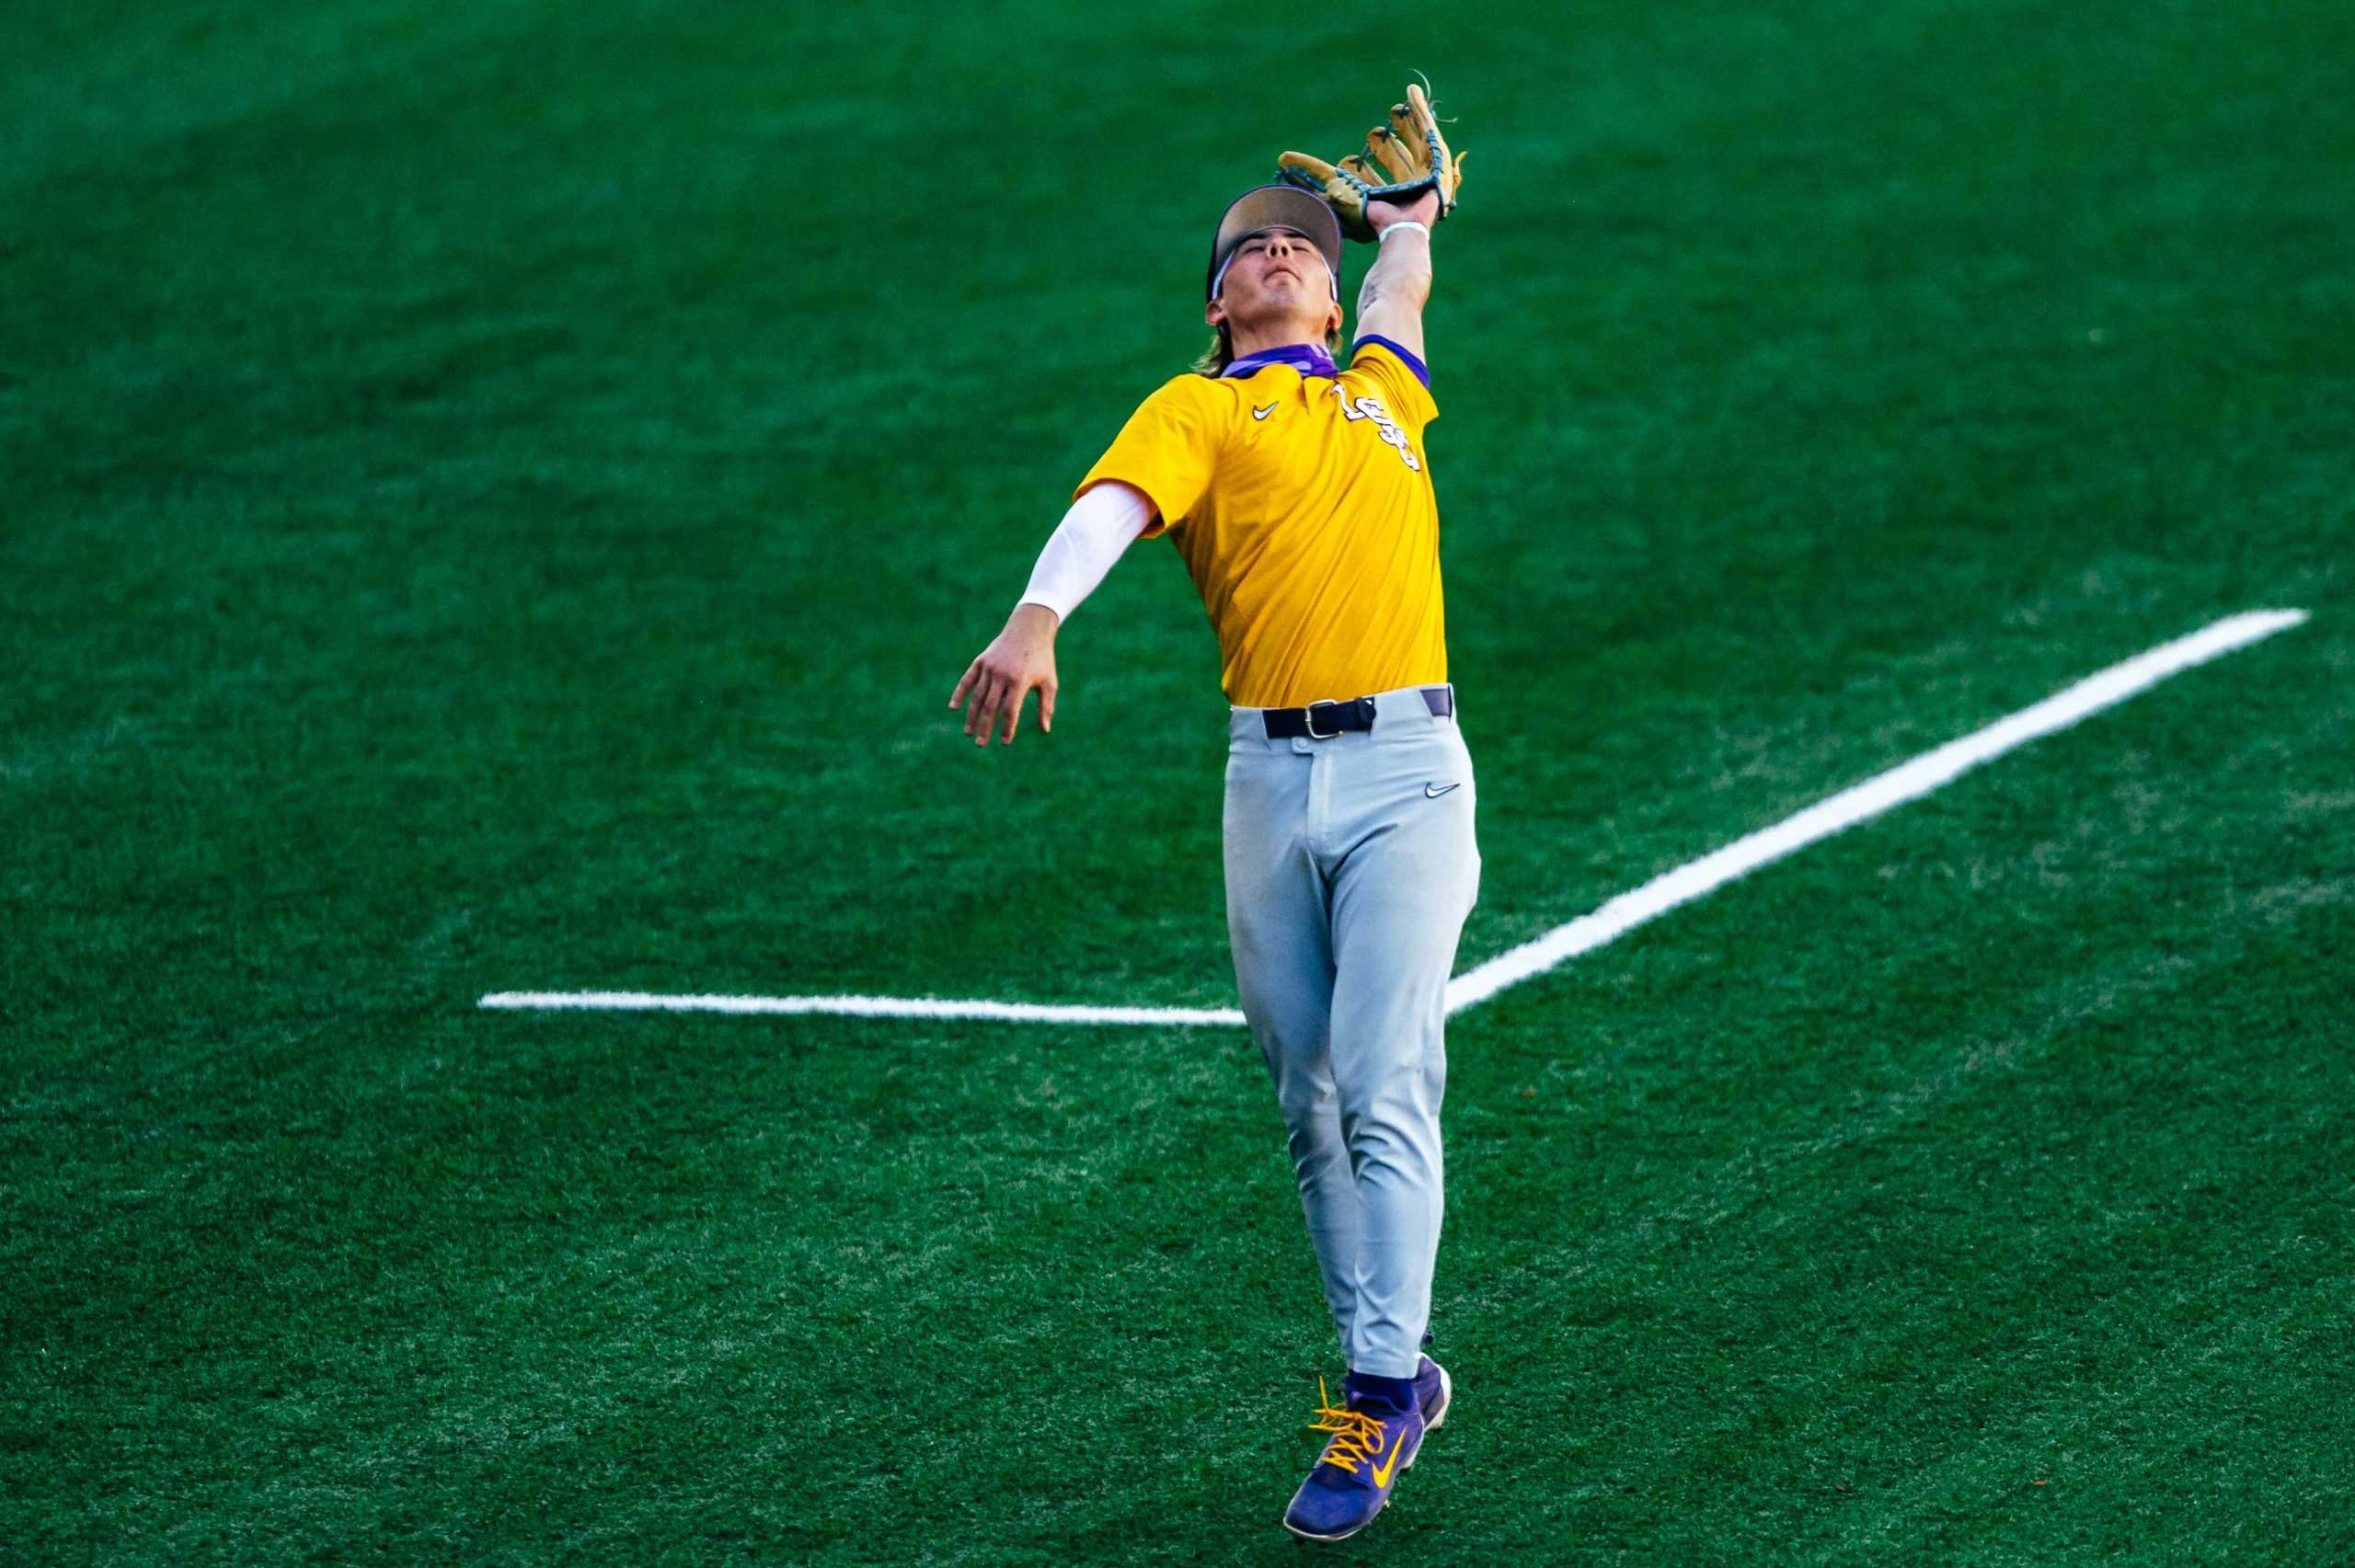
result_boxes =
[1276,83,1467,243]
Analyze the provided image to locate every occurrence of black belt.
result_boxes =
[1261,686,1453,739]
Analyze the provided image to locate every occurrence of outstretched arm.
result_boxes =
[948,480,1154,746]
[1354,189,1442,362]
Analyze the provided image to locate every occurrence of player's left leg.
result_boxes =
[1322,691,1479,1382]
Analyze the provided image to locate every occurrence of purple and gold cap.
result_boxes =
[1206,184,1343,301]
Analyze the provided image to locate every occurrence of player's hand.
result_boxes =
[1367,189,1442,232]
[948,603,1060,747]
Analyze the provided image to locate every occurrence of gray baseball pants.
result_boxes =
[1223,683,1480,1379]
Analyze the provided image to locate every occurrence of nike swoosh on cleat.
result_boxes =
[1425,782,1462,797]
[1370,1427,1408,1489]
[1252,404,1277,420]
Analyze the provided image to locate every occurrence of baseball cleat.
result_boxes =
[1281,1375,1429,1542]
[1413,1352,1453,1431]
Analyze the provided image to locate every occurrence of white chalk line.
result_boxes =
[477,990,1247,1027]
[480,609,2310,1027]
[1445,607,2309,1011]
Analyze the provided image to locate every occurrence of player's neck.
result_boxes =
[1226,319,1334,361]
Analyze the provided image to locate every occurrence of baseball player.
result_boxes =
[949,88,1474,1542]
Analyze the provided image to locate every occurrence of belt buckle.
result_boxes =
[1304,699,1344,740]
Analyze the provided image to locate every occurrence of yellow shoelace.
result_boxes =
[1304,1375,1390,1474]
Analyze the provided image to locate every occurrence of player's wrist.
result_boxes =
[1376,220,1430,243]
[1010,600,1063,635]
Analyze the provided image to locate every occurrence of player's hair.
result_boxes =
[1192,321,1346,378]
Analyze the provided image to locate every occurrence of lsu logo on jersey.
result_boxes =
[1335,387,1421,472]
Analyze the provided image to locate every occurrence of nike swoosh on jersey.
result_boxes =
[1252,404,1277,420]
[1425,782,1462,797]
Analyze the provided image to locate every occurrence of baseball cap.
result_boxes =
[1207,184,1343,302]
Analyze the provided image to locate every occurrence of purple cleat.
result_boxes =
[1281,1373,1431,1542]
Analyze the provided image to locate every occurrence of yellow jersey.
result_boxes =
[1076,337,1444,709]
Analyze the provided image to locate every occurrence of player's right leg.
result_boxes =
[1223,715,1355,1350]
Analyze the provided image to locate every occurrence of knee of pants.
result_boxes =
[1330,1039,1445,1125]
[1268,1063,1343,1143]
[1285,1117,1349,1179]
[1336,1077,1444,1172]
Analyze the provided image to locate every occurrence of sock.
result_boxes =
[1343,1369,1417,1417]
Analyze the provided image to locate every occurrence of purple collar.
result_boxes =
[1221,342,1338,381]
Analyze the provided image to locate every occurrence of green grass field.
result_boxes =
[6,1,2352,1561]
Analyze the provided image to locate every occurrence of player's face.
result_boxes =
[1209,227,1341,342]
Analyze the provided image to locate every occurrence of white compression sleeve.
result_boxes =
[1017,481,1155,622]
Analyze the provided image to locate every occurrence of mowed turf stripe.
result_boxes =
[479,608,2309,1025]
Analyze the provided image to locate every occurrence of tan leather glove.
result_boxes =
[1277,83,1467,243]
